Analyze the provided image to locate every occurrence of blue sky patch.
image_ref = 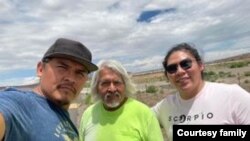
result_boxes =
[137,8,176,23]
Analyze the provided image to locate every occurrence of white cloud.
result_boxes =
[0,76,38,87]
[125,55,164,72]
[0,0,250,86]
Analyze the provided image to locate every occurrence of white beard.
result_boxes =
[104,92,122,108]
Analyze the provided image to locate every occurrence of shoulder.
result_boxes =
[207,81,238,88]
[206,81,248,93]
[123,98,158,121]
[0,88,40,113]
[151,93,177,117]
[0,88,34,120]
[125,98,156,116]
[0,88,33,101]
[206,82,250,100]
[152,93,177,108]
[81,102,101,116]
[1,87,24,95]
[80,102,103,127]
[126,98,150,109]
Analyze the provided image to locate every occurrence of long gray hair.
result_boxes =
[90,60,137,101]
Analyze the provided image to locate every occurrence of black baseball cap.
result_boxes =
[42,38,98,73]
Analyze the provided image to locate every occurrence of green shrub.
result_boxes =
[228,61,248,68]
[204,71,218,81]
[218,71,233,78]
[146,85,158,93]
[244,71,250,76]
[218,71,226,78]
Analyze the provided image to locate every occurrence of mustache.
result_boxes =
[104,92,121,99]
[104,92,122,108]
[57,83,77,94]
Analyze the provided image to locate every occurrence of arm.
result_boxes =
[232,85,250,124]
[0,113,5,140]
[79,113,85,141]
[147,114,164,141]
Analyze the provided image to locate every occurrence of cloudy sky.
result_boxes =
[0,0,250,86]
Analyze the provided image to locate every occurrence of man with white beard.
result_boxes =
[79,60,163,141]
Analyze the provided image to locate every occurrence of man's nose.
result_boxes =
[64,71,76,83]
[107,82,117,92]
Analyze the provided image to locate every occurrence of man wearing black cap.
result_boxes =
[0,38,98,141]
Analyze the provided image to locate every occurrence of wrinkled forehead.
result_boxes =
[99,67,122,79]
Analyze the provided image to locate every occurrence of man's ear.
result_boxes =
[36,61,43,77]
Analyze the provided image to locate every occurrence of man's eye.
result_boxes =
[57,65,67,69]
[101,81,110,86]
[114,81,123,86]
[99,80,123,87]
[79,72,88,77]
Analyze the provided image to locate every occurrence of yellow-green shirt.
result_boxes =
[79,98,164,141]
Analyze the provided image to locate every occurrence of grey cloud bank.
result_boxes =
[0,0,250,86]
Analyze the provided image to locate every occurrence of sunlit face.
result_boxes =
[36,58,88,108]
[165,51,204,99]
[97,67,126,110]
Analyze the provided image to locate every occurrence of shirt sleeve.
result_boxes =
[146,111,164,141]
[79,112,85,141]
[231,84,250,124]
[0,92,19,127]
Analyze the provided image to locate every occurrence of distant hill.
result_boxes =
[207,52,250,64]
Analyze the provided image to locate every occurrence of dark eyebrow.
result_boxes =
[77,69,88,74]
[55,59,89,73]
[56,60,68,66]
